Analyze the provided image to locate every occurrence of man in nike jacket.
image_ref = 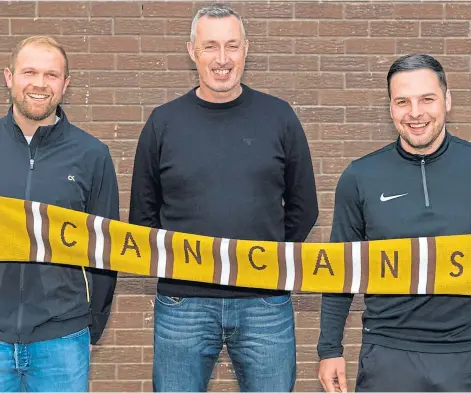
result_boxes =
[318,54,471,392]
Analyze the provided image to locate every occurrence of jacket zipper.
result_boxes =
[420,159,430,207]
[17,142,39,342]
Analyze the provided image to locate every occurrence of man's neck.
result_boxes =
[13,106,57,137]
[196,84,242,104]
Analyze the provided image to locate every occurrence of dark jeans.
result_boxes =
[0,327,90,392]
[356,343,471,392]
[153,294,296,392]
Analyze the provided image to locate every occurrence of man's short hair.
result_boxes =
[190,3,246,43]
[387,54,447,98]
[9,36,69,78]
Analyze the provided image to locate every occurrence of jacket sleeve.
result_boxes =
[129,113,162,229]
[86,146,120,345]
[317,163,365,360]
[283,107,318,242]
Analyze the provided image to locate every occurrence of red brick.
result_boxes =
[321,56,368,72]
[295,3,343,19]
[91,381,142,392]
[82,123,142,140]
[269,55,318,72]
[448,107,471,123]
[308,141,343,158]
[69,54,114,70]
[448,73,471,89]
[106,312,144,329]
[243,3,293,18]
[346,107,390,124]
[63,106,92,122]
[344,141,389,158]
[90,72,139,88]
[246,55,268,71]
[91,37,139,53]
[141,36,187,53]
[321,124,370,140]
[345,3,394,19]
[0,19,8,35]
[269,90,318,106]
[346,73,384,89]
[167,54,194,70]
[115,19,165,35]
[117,295,154,312]
[295,39,344,54]
[115,89,166,105]
[316,175,339,191]
[92,106,141,122]
[64,88,114,105]
[139,71,192,88]
[117,55,166,71]
[421,22,469,37]
[108,140,138,158]
[244,20,268,36]
[89,363,116,380]
[303,124,321,141]
[143,2,193,17]
[142,346,154,363]
[369,55,397,72]
[298,107,344,123]
[434,56,469,72]
[370,21,419,37]
[322,158,352,175]
[319,22,368,37]
[143,381,153,392]
[38,2,88,17]
[446,4,471,20]
[91,2,141,17]
[62,19,112,35]
[446,39,471,55]
[207,380,240,392]
[451,90,471,106]
[0,37,19,52]
[346,39,395,55]
[117,364,153,380]
[165,19,191,36]
[92,346,142,364]
[242,72,294,89]
[370,123,398,141]
[397,39,444,54]
[115,278,143,294]
[11,19,61,35]
[269,21,318,37]
[369,91,389,107]
[295,73,344,90]
[249,38,293,54]
[115,329,153,346]
[54,36,89,53]
[394,4,444,19]
[0,2,35,17]
[449,124,471,141]
[68,71,90,87]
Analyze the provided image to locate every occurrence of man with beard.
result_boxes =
[129,3,318,392]
[0,36,119,392]
[318,54,471,392]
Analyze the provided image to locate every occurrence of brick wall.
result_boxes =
[1,1,471,391]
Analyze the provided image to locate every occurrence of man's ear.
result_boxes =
[445,89,452,113]
[187,41,196,63]
[4,67,13,89]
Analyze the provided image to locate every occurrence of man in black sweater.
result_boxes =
[318,54,471,392]
[129,3,318,392]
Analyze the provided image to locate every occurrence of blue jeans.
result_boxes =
[0,328,90,392]
[153,294,296,392]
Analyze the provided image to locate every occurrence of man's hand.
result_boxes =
[319,357,348,392]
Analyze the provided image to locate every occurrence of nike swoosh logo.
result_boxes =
[380,193,408,202]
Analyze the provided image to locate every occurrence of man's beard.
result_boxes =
[13,94,57,121]
[401,121,445,152]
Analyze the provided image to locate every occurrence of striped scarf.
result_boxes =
[2,196,469,295]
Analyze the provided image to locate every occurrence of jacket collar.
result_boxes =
[395,129,450,164]
[6,105,67,145]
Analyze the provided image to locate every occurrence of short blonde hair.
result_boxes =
[9,36,69,78]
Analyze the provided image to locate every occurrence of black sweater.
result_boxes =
[129,85,318,297]
[318,132,471,359]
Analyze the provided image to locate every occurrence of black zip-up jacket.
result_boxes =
[0,106,119,345]
[318,131,471,359]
